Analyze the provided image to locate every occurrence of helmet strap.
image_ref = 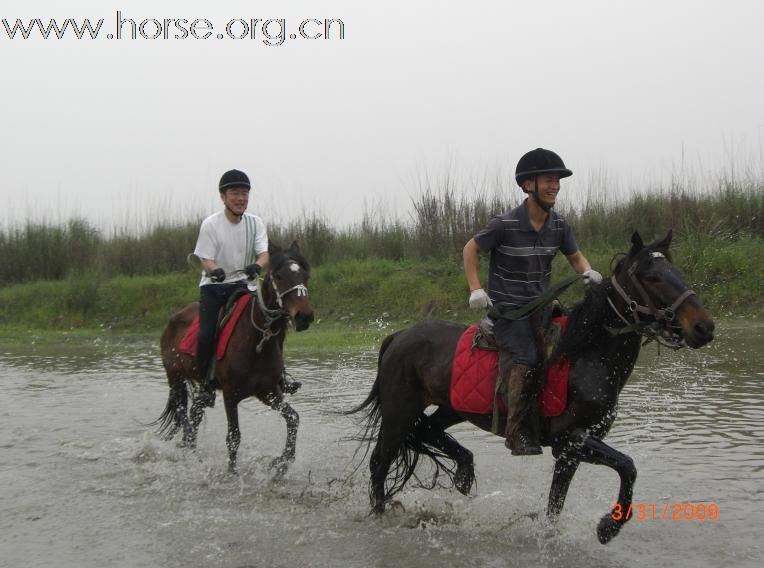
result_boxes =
[222,191,244,220]
[529,178,553,212]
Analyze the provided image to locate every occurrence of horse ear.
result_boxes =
[654,229,673,251]
[288,240,300,254]
[630,231,644,253]
[268,241,281,254]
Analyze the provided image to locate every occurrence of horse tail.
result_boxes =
[350,327,463,509]
[150,382,188,440]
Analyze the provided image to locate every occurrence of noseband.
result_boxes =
[605,252,697,349]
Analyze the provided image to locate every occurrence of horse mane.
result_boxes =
[556,280,612,358]
[557,235,673,359]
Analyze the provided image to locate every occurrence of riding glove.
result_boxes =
[244,263,262,279]
[469,288,491,309]
[582,269,603,285]
[209,268,226,283]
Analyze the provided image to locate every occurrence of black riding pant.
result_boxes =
[197,281,246,380]
[492,316,539,369]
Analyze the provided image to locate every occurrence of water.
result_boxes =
[0,321,762,568]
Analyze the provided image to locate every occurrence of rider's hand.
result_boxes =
[244,263,262,280]
[468,288,491,310]
[582,269,603,286]
[209,268,226,283]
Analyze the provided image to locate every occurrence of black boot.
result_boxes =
[504,364,542,456]
[197,362,216,408]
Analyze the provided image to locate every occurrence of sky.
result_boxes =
[2,0,763,231]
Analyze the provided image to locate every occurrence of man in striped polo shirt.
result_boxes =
[463,148,602,455]
[192,169,269,407]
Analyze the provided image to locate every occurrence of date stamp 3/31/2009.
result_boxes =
[611,503,719,522]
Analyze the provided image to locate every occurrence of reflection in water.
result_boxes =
[0,321,762,568]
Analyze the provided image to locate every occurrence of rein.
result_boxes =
[488,274,583,321]
[248,276,309,352]
[604,252,696,349]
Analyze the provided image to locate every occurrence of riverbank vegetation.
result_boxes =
[1,177,761,334]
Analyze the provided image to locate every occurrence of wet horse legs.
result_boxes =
[547,429,637,544]
[223,396,241,473]
[267,394,299,477]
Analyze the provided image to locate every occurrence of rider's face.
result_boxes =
[531,174,561,207]
[222,187,250,215]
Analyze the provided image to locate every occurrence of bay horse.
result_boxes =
[154,241,314,475]
[350,231,715,543]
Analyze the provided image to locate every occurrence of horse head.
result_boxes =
[267,241,315,331]
[612,230,714,348]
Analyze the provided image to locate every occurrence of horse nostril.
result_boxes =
[695,320,715,338]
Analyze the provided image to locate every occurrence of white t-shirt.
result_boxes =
[193,211,268,286]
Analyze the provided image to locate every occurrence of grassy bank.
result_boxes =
[1,177,762,285]
[1,179,761,339]
[0,234,761,343]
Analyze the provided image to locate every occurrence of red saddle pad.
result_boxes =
[178,294,251,361]
[450,319,570,418]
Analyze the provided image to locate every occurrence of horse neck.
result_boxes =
[560,281,642,391]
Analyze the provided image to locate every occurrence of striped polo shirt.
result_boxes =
[473,201,578,310]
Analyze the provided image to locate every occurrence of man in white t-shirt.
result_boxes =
[193,169,269,407]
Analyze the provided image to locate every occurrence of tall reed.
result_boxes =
[0,177,761,286]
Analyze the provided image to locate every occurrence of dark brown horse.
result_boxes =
[155,241,314,475]
[350,231,715,543]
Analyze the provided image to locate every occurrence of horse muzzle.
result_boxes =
[293,310,314,332]
[683,318,715,348]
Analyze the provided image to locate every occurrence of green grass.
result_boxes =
[0,235,761,339]
[1,178,761,335]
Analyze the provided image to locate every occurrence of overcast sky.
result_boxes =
[2,0,763,230]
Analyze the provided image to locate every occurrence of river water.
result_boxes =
[0,321,762,568]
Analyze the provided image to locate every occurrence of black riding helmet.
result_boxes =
[219,169,251,193]
[515,148,572,189]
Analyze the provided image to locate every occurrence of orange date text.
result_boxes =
[611,502,719,522]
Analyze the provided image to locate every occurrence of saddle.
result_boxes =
[474,301,568,364]
[450,303,571,421]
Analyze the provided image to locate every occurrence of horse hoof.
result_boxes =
[596,514,623,544]
[454,466,474,495]
[269,457,291,478]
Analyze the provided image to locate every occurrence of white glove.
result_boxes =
[582,269,603,285]
[469,288,491,310]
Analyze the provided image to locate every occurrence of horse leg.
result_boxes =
[416,407,474,495]
[186,386,209,449]
[368,391,423,513]
[369,429,396,514]
[223,394,241,474]
[546,446,581,520]
[266,394,299,478]
[561,429,637,544]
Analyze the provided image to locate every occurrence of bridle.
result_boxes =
[248,273,309,352]
[605,251,697,349]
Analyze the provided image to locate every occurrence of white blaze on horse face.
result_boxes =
[289,262,300,273]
